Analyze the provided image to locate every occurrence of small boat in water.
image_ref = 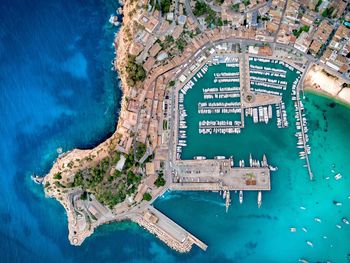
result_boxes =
[290,227,297,232]
[306,241,313,247]
[298,259,309,263]
[239,190,243,204]
[300,206,306,210]
[342,217,349,225]
[334,173,342,180]
[31,174,44,184]
[336,224,342,229]
[302,227,307,233]
[333,201,342,206]
[314,217,322,223]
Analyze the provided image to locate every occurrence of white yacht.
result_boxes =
[239,190,243,204]
[335,173,342,180]
[342,217,349,225]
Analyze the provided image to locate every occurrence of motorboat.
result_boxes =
[314,217,322,223]
[290,227,297,232]
[300,206,306,210]
[239,190,243,204]
[342,217,349,225]
[333,201,342,206]
[306,241,313,247]
[335,173,342,180]
[336,224,342,229]
[302,227,307,233]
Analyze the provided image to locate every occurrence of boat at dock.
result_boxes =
[239,190,243,204]
[257,191,262,208]
[225,191,230,213]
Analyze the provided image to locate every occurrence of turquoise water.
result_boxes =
[1,0,350,261]
[155,93,350,262]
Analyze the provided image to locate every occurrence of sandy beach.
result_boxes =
[303,64,350,107]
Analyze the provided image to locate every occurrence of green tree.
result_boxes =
[143,192,152,201]
[53,172,62,180]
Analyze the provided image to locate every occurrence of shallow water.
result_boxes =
[1,1,350,262]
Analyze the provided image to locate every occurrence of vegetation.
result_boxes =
[315,0,322,11]
[231,3,239,12]
[215,0,224,4]
[292,25,310,38]
[243,0,250,6]
[321,7,335,18]
[192,1,222,27]
[135,142,147,160]
[143,192,152,201]
[159,0,171,13]
[169,80,175,86]
[176,38,186,52]
[66,151,143,209]
[53,172,62,180]
[80,191,88,200]
[125,55,146,86]
[154,173,166,187]
[163,120,168,130]
[159,35,174,50]
[193,1,208,16]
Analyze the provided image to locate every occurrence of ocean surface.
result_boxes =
[1,1,350,263]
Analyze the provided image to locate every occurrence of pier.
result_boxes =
[171,159,270,191]
[295,98,313,180]
[134,206,208,252]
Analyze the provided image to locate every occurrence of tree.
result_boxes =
[53,172,62,180]
[125,55,146,86]
[143,192,152,201]
[193,1,208,16]
[154,175,166,187]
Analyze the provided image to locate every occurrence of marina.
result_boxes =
[175,54,312,180]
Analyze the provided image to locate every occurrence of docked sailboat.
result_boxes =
[257,191,262,208]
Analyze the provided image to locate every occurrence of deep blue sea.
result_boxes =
[1,1,350,262]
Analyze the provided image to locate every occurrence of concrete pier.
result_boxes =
[134,206,208,252]
[171,159,270,191]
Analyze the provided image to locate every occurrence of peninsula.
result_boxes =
[40,0,350,253]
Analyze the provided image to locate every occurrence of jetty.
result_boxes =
[134,206,207,252]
